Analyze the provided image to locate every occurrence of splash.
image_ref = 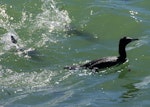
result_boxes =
[0,5,28,31]
[1,33,22,51]
[0,0,71,54]
[0,0,71,44]
[0,5,11,31]
[28,0,72,48]
[0,66,57,93]
[32,0,71,33]
[0,0,72,93]
[0,5,28,55]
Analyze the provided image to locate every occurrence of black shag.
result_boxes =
[64,36,138,71]
[11,36,17,44]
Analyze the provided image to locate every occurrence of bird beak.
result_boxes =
[131,38,139,41]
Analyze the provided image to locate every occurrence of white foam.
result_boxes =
[33,0,71,33]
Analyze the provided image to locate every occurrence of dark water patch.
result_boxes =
[66,28,99,42]
[121,83,140,100]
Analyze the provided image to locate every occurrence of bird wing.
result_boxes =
[83,56,119,69]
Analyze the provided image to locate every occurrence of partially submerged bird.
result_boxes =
[64,36,138,71]
[10,35,21,50]
[10,35,36,56]
[11,36,17,44]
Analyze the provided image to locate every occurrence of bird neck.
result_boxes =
[118,44,126,60]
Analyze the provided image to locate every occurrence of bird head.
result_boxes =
[120,36,139,46]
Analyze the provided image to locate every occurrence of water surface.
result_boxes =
[0,0,150,107]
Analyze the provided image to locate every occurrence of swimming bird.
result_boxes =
[11,36,17,44]
[10,35,36,56]
[10,35,21,50]
[64,36,138,71]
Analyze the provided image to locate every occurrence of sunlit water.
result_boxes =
[0,0,150,107]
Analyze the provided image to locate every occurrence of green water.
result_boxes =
[0,0,150,107]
